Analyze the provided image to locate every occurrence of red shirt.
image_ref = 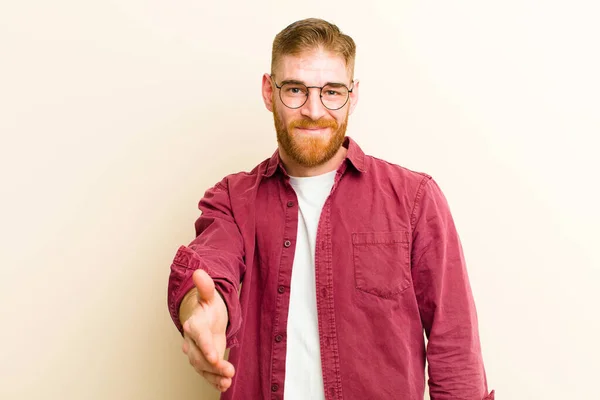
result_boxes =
[167,137,494,400]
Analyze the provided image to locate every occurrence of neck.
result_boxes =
[279,145,347,177]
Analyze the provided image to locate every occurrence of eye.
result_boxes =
[283,84,307,96]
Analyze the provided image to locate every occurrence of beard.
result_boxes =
[273,103,349,168]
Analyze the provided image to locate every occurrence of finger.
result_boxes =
[213,358,235,378]
[185,315,218,364]
[184,334,233,379]
[193,269,215,303]
[185,335,221,375]
[185,334,235,378]
[201,371,232,392]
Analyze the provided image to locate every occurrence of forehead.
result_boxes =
[276,50,350,84]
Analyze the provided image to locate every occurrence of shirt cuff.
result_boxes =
[167,247,241,348]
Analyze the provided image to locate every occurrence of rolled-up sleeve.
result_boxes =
[167,178,246,348]
[410,177,494,399]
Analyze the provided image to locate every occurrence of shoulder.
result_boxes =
[209,157,271,193]
[365,155,432,190]
[364,156,455,229]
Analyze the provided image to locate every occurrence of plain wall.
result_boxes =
[1,1,598,399]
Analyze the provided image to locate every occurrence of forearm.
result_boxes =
[168,177,244,341]
[411,177,492,398]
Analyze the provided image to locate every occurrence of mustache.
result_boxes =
[289,118,339,130]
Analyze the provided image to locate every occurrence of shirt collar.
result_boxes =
[263,136,367,178]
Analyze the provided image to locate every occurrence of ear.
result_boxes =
[348,79,359,116]
[262,73,275,112]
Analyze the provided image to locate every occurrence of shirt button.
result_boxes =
[275,334,283,342]
[271,384,279,392]
[284,240,291,248]
[278,285,285,293]
[287,201,294,207]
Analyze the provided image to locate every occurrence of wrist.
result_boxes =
[179,287,199,326]
[215,288,229,324]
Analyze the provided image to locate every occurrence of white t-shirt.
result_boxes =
[284,169,337,400]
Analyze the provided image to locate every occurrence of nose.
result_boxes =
[299,88,327,121]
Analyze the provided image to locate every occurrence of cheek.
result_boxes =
[276,106,299,124]
[331,111,347,125]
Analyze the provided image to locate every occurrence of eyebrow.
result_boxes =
[279,79,349,88]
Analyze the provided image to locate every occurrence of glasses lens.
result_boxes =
[280,83,308,108]
[321,84,349,110]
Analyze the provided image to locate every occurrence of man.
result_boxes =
[167,18,494,400]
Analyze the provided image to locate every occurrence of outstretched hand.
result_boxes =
[182,269,234,392]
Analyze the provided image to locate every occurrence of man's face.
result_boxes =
[262,50,359,168]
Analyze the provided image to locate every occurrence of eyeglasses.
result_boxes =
[271,76,353,110]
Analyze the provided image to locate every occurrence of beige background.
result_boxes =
[1,1,599,399]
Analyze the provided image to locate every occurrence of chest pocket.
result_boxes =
[352,231,411,298]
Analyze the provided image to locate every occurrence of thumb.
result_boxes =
[192,269,215,303]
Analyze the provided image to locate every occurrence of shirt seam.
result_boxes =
[410,175,433,231]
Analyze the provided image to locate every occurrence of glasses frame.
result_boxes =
[271,76,354,111]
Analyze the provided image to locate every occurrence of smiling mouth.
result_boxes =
[296,127,330,132]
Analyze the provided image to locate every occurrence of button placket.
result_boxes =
[314,197,343,399]
[271,187,297,398]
